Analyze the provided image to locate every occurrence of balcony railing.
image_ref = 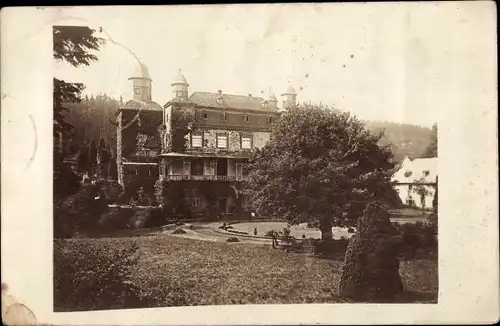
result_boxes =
[165,175,248,181]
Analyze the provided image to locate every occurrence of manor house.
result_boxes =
[116,63,297,215]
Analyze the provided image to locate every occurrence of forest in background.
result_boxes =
[61,94,436,166]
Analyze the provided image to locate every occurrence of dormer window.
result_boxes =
[261,101,269,109]
[216,96,223,105]
[201,110,208,120]
[221,112,228,123]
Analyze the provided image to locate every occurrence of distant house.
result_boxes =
[391,156,437,209]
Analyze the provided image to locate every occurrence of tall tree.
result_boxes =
[53,26,105,137]
[421,123,437,158]
[53,25,105,195]
[244,104,395,239]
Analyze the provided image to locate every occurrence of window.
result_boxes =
[221,112,228,122]
[244,114,249,123]
[191,133,203,148]
[404,170,413,178]
[423,170,430,177]
[241,135,252,149]
[166,114,169,123]
[192,197,201,207]
[267,116,273,124]
[217,134,228,148]
[201,110,208,120]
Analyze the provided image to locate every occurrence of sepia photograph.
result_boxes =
[1,3,498,325]
[52,5,439,312]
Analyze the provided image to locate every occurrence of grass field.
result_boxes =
[54,233,438,310]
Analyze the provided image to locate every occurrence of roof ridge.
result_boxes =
[190,91,265,100]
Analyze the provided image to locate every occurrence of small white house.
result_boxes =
[391,156,437,210]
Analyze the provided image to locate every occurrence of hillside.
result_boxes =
[364,120,434,163]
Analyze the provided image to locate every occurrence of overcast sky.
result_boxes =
[52,3,489,128]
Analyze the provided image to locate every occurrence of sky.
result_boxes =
[52,3,485,128]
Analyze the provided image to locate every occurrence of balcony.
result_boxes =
[165,175,248,182]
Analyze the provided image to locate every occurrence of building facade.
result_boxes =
[116,64,297,213]
[391,156,437,210]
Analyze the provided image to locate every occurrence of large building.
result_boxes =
[116,63,297,214]
[391,155,437,210]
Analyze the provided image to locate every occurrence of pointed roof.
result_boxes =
[172,69,189,86]
[282,83,297,96]
[132,61,151,80]
[119,99,162,111]
[267,87,278,102]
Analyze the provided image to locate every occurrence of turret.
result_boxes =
[171,69,189,100]
[266,87,278,110]
[281,83,297,110]
[128,62,152,102]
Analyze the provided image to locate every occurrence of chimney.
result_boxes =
[218,90,222,95]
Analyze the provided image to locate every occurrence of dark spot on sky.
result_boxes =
[343,64,346,68]
[305,73,309,78]
[302,58,305,61]
[300,86,304,91]
[350,54,354,59]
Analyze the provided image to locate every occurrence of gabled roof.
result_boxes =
[119,99,162,112]
[189,91,278,112]
[391,156,437,184]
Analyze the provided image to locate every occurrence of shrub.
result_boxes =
[53,239,147,311]
[98,207,135,233]
[339,203,403,302]
[347,227,356,233]
[54,183,109,238]
[143,207,167,228]
[394,221,437,259]
[226,237,240,243]
[172,228,187,235]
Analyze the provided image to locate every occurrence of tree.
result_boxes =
[244,104,395,239]
[421,123,437,158]
[88,140,97,176]
[53,25,104,138]
[53,26,105,195]
[339,203,403,302]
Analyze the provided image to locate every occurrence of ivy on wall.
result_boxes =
[121,110,162,158]
[168,108,195,152]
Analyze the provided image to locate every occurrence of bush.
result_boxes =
[53,239,147,311]
[54,183,109,238]
[394,221,437,259]
[98,207,135,233]
[143,207,167,228]
[339,203,403,302]
[172,228,187,235]
[226,237,240,243]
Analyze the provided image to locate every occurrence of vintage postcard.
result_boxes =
[1,3,498,325]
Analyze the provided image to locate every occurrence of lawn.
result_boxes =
[54,234,438,311]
